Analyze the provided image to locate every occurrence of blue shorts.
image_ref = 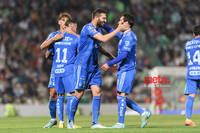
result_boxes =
[48,73,55,88]
[117,69,136,95]
[73,65,102,90]
[55,73,75,94]
[184,78,200,95]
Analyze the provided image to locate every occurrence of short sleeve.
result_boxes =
[46,32,56,41]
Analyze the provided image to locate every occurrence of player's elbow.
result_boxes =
[40,45,44,50]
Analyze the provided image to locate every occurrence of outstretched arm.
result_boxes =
[92,23,128,43]
[99,45,115,60]
[103,24,123,39]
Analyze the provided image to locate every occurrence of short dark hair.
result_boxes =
[92,8,107,19]
[65,19,77,27]
[193,25,200,36]
[122,14,135,28]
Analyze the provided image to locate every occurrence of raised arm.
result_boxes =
[103,24,123,39]
[93,27,121,43]
[92,23,128,43]
[40,33,63,50]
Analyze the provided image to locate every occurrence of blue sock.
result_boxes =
[66,96,73,120]
[49,98,57,119]
[117,95,126,124]
[186,96,195,119]
[69,95,79,121]
[126,97,144,115]
[92,96,101,124]
[57,95,64,122]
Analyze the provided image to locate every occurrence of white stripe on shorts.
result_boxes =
[75,65,81,89]
[118,72,126,91]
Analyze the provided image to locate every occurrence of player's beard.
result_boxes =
[97,19,105,27]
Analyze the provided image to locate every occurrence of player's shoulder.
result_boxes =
[50,30,60,36]
[72,34,80,40]
[46,31,58,40]
[186,38,200,46]
[85,23,95,30]
[124,30,137,41]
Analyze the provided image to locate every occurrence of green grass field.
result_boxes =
[0,115,200,133]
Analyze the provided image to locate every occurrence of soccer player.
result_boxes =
[101,14,151,128]
[40,12,72,128]
[184,25,200,127]
[68,8,129,129]
[49,19,80,128]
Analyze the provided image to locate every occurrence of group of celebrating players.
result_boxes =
[40,8,151,129]
[39,7,200,129]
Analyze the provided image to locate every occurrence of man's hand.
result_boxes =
[53,33,64,41]
[117,22,129,31]
[101,63,110,71]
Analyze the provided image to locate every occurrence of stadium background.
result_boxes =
[0,0,199,116]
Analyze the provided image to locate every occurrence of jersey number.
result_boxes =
[56,48,67,63]
[188,50,200,65]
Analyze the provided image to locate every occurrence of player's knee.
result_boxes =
[75,90,84,99]
[93,89,102,96]
[117,92,126,97]
[66,92,75,96]
[96,89,102,96]
[49,88,57,99]
[91,85,102,96]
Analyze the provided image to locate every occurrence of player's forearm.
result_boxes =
[40,38,55,50]
[107,51,128,67]
[101,28,121,43]
[103,24,123,39]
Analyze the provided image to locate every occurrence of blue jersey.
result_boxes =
[185,37,200,79]
[75,23,102,72]
[118,31,137,72]
[52,32,79,77]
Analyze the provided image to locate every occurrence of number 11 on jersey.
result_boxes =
[56,48,68,63]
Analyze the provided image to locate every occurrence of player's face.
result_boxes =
[70,23,77,33]
[118,16,125,25]
[97,13,107,27]
[58,17,68,28]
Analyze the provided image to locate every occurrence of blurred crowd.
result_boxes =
[0,0,199,104]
